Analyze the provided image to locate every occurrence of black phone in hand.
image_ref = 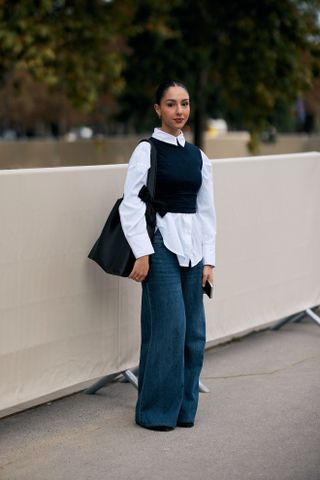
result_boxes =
[202,280,213,298]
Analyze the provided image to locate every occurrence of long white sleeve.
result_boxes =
[119,141,155,259]
[197,151,217,266]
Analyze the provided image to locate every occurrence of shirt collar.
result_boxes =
[152,127,186,147]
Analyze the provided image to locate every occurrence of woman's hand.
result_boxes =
[129,255,150,282]
[202,265,214,287]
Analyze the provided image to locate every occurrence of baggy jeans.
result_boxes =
[135,230,206,428]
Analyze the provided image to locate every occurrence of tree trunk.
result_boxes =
[193,68,208,150]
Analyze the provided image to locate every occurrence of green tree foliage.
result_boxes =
[0,0,131,111]
[116,0,183,132]
[214,0,320,151]
[1,0,319,148]
[119,0,320,150]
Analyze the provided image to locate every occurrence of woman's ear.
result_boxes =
[154,104,161,119]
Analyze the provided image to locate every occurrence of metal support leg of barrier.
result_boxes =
[119,366,139,383]
[272,311,306,330]
[199,381,210,393]
[85,372,122,394]
[306,308,320,326]
[123,369,139,389]
[271,307,320,331]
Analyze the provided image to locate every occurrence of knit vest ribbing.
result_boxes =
[152,138,202,214]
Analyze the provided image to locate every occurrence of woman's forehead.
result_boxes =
[162,86,189,101]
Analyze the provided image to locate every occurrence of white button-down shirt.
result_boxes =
[119,128,216,267]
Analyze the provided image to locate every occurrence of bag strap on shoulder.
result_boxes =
[138,138,157,197]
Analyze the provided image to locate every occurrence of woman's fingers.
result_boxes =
[202,272,209,287]
[202,265,214,286]
[132,271,145,282]
[132,274,147,282]
[129,259,149,282]
[129,270,143,281]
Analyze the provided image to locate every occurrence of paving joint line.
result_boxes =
[202,354,320,380]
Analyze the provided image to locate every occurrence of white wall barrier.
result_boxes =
[1,152,320,417]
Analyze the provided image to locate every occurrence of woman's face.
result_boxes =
[154,86,190,136]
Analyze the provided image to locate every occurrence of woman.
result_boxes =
[119,80,216,431]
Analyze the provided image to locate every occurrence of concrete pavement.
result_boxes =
[1,318,320,480]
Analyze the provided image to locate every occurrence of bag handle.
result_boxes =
[138,138,157,198]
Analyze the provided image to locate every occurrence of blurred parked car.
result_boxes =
[207,119,228,137]
[65,126,93,142]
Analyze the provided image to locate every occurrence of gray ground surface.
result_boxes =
[1,319,320,480]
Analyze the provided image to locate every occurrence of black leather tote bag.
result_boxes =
[88,138,157,277]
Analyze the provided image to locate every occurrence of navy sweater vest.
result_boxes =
[152,138,203,214]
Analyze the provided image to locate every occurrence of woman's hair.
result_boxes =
[155,80,189,105]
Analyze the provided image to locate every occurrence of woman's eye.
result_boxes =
[182,102,189,107]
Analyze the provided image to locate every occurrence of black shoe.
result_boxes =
[138,423,174,432]
[176,421,194,428]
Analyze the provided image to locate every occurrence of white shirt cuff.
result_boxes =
[203,243,215,267]
[127,231,155,259]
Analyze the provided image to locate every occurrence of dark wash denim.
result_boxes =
[135,230,206,428]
